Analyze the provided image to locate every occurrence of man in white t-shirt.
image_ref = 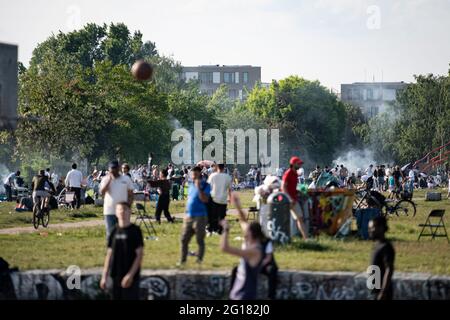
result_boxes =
[408,169,416,193]
[65,163,83,209]
[207,163,232,234]
[297,167,305,184]
[100,160,134,240]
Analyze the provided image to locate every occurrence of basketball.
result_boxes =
[131,60,153,81]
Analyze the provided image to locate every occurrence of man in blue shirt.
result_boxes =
[179,166,210,265]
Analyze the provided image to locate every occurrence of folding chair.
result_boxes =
[418,209,449,242]
[247,207,258,221]
[135,203,158,240]
[59,191,75,209]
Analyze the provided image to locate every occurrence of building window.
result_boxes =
[200,72,213,84]
[367,88,373,100]
[229,89,238,99]
[184,72,198,82]
[235,72,239,84]
[370,106,379,117]
[243,72,249,83]
[224,72,235,84]
[213,72,220,84]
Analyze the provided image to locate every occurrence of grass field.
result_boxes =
[0,189,449,274]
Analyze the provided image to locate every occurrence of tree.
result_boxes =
[10,23,186,167]
[244,76,348,165]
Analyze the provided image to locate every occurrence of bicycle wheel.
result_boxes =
[32,205,40,229]
[394,200,416,217]
[42,208,50,227]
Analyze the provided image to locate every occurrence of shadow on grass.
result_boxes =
[67,212,99,218]
[286,240,332,252]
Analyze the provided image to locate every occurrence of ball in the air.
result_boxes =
[131,60,153,81]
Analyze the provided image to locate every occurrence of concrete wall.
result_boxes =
[2,269,450,300]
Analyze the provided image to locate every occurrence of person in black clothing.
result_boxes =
[392,166,402,199]
[368,216,395,300]
[100,202,144,300]
[226,193,276,299]
[147,169,174,223]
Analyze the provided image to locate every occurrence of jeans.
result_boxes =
[105,215,118,241]
[155,194,173,222]
[4,184,12,201]
[69,187,81,209]
[111,276,140,300]
[180,216,207,262]
[207,200,227,233]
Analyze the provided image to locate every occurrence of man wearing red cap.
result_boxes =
[282,156,308,240]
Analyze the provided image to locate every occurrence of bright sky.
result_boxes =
[1,0,449,90]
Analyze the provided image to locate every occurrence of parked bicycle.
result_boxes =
[353,189,416,217]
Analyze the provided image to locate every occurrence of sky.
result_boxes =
[1,0,449,91]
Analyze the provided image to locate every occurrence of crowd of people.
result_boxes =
[3,156,450,301]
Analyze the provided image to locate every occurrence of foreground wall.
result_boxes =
[2,269,450,300]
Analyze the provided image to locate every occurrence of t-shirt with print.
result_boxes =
[186,180,210,217]
[100,174,134,216]
[107,224,143,282]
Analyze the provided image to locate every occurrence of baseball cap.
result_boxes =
[289,156,304,166]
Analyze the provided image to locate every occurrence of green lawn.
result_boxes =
[0,189,449,274]
[0,190,255,229]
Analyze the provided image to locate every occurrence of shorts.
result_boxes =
[290,201,304,220]
[32,190,50,204]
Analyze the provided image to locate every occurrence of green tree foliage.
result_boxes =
[244,76,348,165]
[359,70,450,165]
[8,23,200,167]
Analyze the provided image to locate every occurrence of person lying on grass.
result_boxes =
[100,202,144,300]
[219,193,265,300]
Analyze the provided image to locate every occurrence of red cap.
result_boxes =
[290,156,303,166]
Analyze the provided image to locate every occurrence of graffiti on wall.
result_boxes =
[1,271,450,300]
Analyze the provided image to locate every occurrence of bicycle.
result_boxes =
[383,198,417,217]
[353,189,417,217]
[33,195,50,229]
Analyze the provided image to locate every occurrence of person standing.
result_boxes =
[100,202,144,300]
[179,166,210,265]
[365,164,374,190]
[368,216,395,300]
[339,164,348,187]
[207,163,232,234]
[220,207,264,300]
[121,163,132,179]
[148,169,174,224]
[65,163,83,209]
[99,160,134,240]
[282,156,308,240]
[297,166,305,185]
[230,193,278,300]
[3,171,20,202]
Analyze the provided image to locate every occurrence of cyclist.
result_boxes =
[31,169,56,211]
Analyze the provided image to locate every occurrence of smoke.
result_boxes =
[170,117,182,129]
[332,149,377,174]
[0,164,10,194]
